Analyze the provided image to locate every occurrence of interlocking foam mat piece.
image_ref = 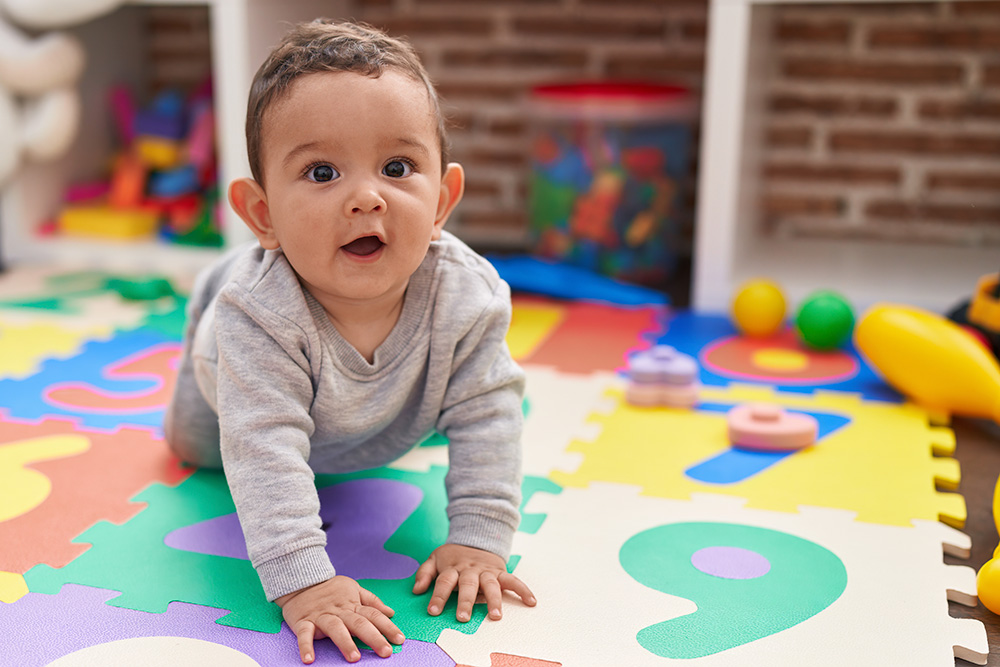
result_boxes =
[0,267,989,666]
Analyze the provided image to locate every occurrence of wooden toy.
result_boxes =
[58,205,158,240]
[731,279,786,338]
[107,153,146,209]
[134,110,185,142]
[795,290,854,350]
[134,135,182,170]
[186,103,215,169]
[107,84,134,146]
[977,473,1000,615]
[855,303,1000,423]
[726,402,818,452]
[629,344,698,385]
[149,165,198,198]
[625,345,700,408]
[63,181,108,203]
[626,382,700,408]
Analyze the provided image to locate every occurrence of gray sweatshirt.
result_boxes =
[178,231,524,601]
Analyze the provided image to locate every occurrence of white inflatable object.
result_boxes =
[21,87,81,161]
[0,88,18,183]
[0,21,85,94]
[0,0,127,187]
[1,0,127,31]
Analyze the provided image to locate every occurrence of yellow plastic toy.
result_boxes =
[58,205,158,240]
[977,474,1000,614]
[731,279,786,338]
[854,303,1000,424]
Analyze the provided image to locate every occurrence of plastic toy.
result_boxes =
[855,303,1000,424]
[58,205,158,239]
[726,402,818,452]
[731,279,786,338]
[625,345,700,408]
[107,153,147,208]
[795,290,854,350]
[948,272,1000,356]
[976,473,1000,615]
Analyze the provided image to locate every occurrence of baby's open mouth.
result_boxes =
[342,236,384,256]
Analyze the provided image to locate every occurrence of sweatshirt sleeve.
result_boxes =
[213,285,335,601]
[435,279,525,561]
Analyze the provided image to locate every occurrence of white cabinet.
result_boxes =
[693,0,996,314]
[2,0,342,272]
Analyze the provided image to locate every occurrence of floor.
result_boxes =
[0,262,994,666]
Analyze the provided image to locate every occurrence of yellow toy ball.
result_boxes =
[732,280,787,337]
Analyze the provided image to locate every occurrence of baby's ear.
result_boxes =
[431,162,465,240]
[229,178,279,249]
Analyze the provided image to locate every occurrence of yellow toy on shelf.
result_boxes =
[854,303,1000,424]
[977,474,1000,615]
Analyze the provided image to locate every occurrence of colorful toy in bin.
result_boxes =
[727,403,818,452]
[976,473,1000,615]
[58,205,158,240]
[855,303,1000,424]
[625,345,700,408]
[795,290,855,350]
[57,83,222,245]
[731,279,787,338]
[527,82,696,287]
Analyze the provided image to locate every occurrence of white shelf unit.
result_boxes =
[692,0,997,314]
[1,0,342,272]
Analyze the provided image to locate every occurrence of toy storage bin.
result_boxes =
[527,81,696,287]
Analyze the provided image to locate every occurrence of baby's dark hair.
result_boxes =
[245,19,449,185]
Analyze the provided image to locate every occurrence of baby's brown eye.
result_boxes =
[383,160,412,178]
[307,164,338,182]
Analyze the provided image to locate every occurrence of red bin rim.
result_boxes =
[530,81,691,103]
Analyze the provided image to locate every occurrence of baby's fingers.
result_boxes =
[292,620,317,664]
[428,568,459,616]
[412,557,438,594]
[359,587,396,619]
[358,596,406,658]
[314,614,360,663]
[499,572,537,606]
[480,571,503,620]
[455,570,481,622]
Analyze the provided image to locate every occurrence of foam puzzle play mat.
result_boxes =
[0,268,990,666]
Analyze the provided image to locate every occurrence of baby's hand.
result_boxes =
[275,575,404,664]
[412,544,536,623]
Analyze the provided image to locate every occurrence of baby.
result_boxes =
[164,19,534,664]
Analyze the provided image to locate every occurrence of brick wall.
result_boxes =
[142,0,1000,251]
[145,6,212,94]
[763,1,1000,246]
[349,0,708,248]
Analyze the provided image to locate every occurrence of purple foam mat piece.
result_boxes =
[164,478,422,581]
[691,546,771,580]
[0,584,456,666]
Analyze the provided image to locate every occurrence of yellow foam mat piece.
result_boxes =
[0,435,91,522]
[0,322,94,380]
[507,302,565,361]
[0,571,28,603]
[552,384,966,528]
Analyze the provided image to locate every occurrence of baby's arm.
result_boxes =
[213,289,401,662]
[422,280,535,621]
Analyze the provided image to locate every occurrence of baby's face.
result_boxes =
[257,69,448,308]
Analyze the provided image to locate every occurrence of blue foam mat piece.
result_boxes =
[486,254,669,307]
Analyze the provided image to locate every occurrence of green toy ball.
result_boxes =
[795,290,855,350]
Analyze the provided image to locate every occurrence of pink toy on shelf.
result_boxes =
[727,403,818,452]
[625,345,700,408]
